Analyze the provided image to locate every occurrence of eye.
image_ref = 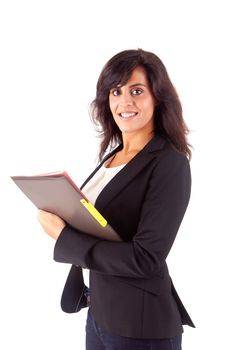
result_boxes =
[110,88,121,96]
[131,88,143,95]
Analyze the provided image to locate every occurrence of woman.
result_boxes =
[38,49,195,350]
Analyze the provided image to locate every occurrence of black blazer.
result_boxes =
[54,135,195,339]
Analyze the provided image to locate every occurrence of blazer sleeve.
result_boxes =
[54,151,191,279]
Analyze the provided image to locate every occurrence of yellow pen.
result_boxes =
[80,199,108,228]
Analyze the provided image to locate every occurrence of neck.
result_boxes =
[121,131,154,154]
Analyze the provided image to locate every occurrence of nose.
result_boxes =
[119,91,134,106]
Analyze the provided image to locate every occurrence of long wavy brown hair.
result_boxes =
[91,49,191,160]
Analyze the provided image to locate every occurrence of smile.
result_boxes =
[119,112,138,118]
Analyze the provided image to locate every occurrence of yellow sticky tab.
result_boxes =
[80,199,108,228]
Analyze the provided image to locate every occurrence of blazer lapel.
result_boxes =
[80,144,123,190]
[95,135,166,212]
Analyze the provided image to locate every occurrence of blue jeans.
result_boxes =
[86,309,182,350]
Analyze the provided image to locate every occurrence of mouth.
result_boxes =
[119,112,138,119]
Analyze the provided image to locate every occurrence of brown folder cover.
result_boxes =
[11,171,121,241]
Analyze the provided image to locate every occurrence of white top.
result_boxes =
[81,157,126,287]
[82,158,126,204]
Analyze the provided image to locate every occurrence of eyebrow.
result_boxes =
[114,82,147,89]
[129,83,147,88]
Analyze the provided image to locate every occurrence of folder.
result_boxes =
[11,171,121,241]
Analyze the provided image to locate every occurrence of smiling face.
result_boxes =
[109,66,156,137]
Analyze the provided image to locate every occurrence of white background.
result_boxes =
[0,0,232,349]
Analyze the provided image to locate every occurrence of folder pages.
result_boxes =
[11,171,121,241]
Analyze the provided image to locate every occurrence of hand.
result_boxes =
[37,209,66,240]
